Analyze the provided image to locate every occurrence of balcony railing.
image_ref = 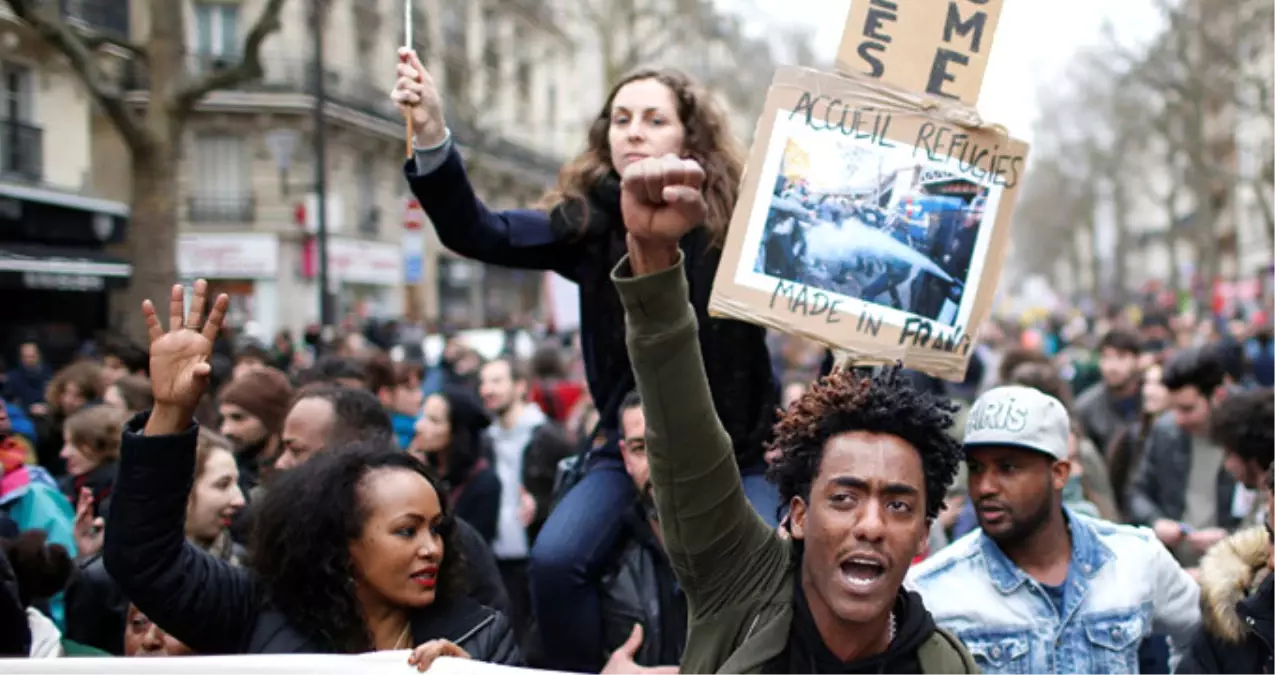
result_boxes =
[59,0,130,38]
[0,120,43,182]
[124,54,563,176]
[126,54,404,122]
[188,195,255,223]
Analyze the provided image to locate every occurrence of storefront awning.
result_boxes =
[0,244,132,292]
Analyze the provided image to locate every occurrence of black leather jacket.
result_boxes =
[103,416,522,660]
[599,504,686,669]
[65,532,245,655]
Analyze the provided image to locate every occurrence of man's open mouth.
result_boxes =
[840,556,887,587]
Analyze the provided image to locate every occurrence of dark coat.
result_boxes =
[103,418,521,660]
[599,504,686,670]
[405,150,777,467]
[1177,526,1273,674]
[451,460,502,545]
[1126,411,1240,530]
[63,554,128,655]
[65,533,246,655]
[0,543,28,656]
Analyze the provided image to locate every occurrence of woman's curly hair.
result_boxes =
[538,68,745,246]
[766,366,964,521]
[250,441,467,652]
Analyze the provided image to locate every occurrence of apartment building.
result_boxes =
[81,0,566,338]
[0,2,133,365]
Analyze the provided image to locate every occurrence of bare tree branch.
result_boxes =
[78,29,147,60]
[171,0,287,115]
[4,0,151,151]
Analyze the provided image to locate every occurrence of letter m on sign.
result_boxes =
[943,3,988,53]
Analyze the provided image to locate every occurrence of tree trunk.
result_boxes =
[1111,179,1130,295]
[112,138,181,344]
[1166,231,1182,294]
[1066,238,1082,296]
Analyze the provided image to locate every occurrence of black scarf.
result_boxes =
[771,562,937,674]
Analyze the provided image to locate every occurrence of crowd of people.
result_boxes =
[0,48,1271,675]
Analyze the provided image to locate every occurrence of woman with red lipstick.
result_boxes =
[103,282,520,662]
[395,49,781,672]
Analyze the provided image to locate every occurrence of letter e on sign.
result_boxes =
[835,0,1005,107]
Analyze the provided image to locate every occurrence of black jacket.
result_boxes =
[64,554,128,654]
[65,532,246,655]
[0,543,28,656]
[103,417,521,660]
[407,152,778,467]
[1126,411,1240,530]
[599,504,686,670]
[1177,526,1273,674]
[451,459,502,545]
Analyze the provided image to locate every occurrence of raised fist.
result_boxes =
[620,154,707,250]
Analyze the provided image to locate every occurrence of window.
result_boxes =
[411,7,432,59]
[441,4,468,100]
[0,62,37,180]
[441,3,465,45]
[357,152,379,235]
[546,83,557,129]
[194,2,240,57]
[482,8,500,95]
[516,61,532,105]
[0,62,34,122]
[189,134,252,222]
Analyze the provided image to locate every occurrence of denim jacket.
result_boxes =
[906,508,1201,674]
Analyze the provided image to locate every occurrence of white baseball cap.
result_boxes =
[964,386,1071,461]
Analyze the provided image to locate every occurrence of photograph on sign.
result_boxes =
[743,115,996,328]
[709,66,1028,380]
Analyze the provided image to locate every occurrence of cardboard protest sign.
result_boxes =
[837,0,1004,107]
[707,66,1028,380]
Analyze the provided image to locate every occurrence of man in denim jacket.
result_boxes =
[907,386,1201,673]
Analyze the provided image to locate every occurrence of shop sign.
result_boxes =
[178,233,279,279]
[22,272,104,292]
[329,238,403,286]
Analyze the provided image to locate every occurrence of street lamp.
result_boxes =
[311,0,334,331]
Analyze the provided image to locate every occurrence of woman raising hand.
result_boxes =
[104,281,520,661]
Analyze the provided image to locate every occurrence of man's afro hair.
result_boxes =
[766,366,963,521]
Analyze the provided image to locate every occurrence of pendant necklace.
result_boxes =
[394,622,412,650]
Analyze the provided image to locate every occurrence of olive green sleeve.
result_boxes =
[612,253,786,615]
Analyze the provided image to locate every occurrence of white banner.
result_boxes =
[0,655,564,675]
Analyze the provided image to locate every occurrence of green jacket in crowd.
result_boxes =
[614,255,978,674]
